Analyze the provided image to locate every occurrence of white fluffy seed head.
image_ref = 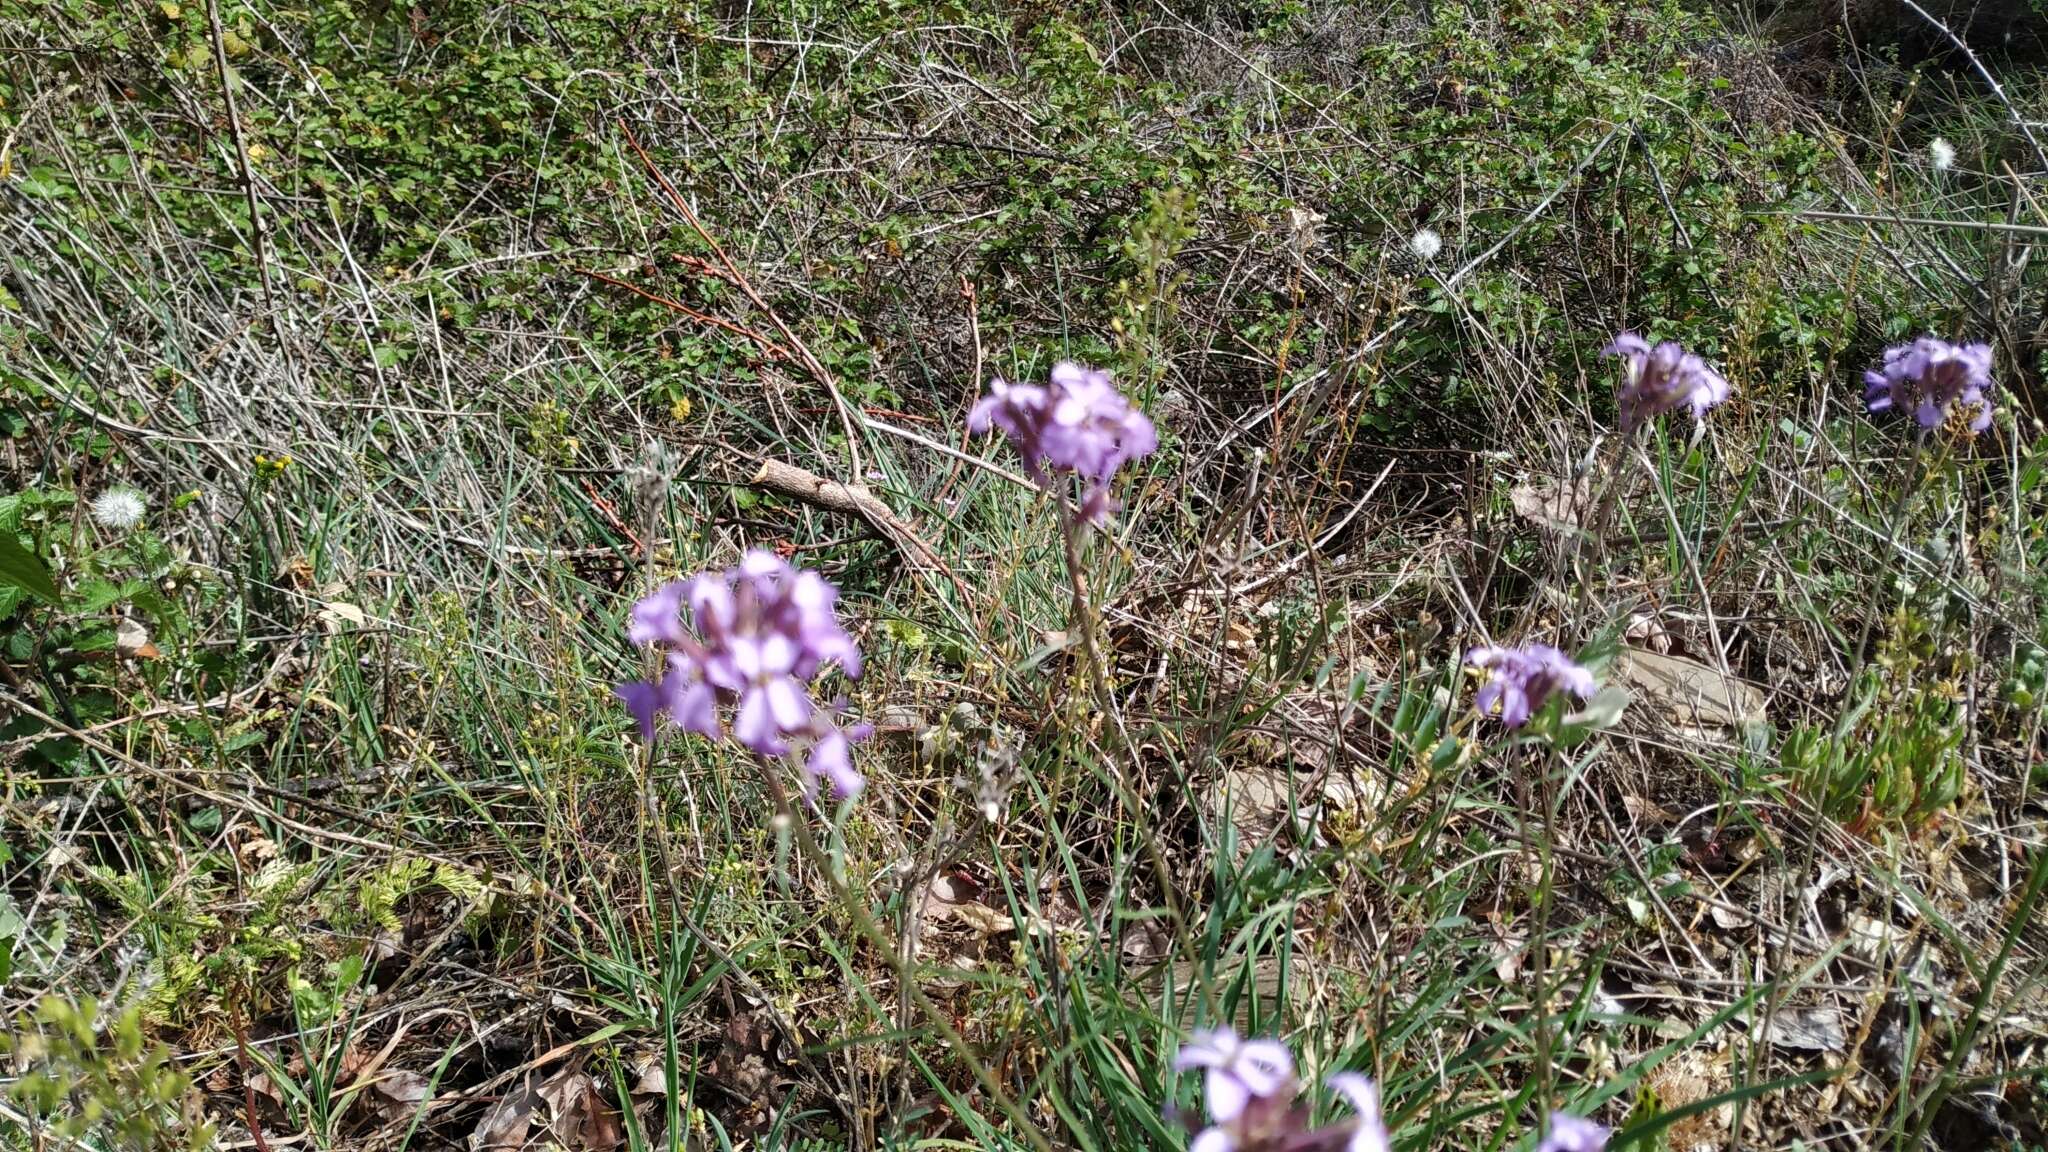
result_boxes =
[1929,137,1956,172]
[90,488,147,532]
[1409,228,1443,262]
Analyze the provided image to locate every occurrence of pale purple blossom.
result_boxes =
[1172,1032,1393,1152]
[804,699,873,801]
[1175,1027,1295,1125]
[617,550,867,796]
[1327,1074,1391,1152]
[628,581,688,647]
[1467,644,1597,729]
[1602,333,1732,433]
[1863,337,1994,433]
[970,360,1158,524]
[1536,1112,1609,1152]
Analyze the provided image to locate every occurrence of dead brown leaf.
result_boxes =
[915,872,1015,936]
[1510,473,1594,536]
[538,1066,625,1150]
[1619,648,1765,731]
[370,1069,432,1122]
[470,1076,539,1151]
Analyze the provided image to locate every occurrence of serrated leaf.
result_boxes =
[0,531,58,603]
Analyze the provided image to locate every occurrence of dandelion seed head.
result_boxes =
[90,488,147,532]
[1409,227,1443,262]
[1929,137,1956,172]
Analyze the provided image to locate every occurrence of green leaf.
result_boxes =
[0,531,58,603]
[1564,685,1631,729]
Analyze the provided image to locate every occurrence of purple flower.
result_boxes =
[614,679,666,742]
[1172,1038,1392,1152]
[1467,644,1597,728]
[1327,1074,1391,1152]
[1175,1027,1296,1125]
[1536,1112,1609,1152]
[719,631,812,755]
[616,551,867,795]
[661,651,720,739]
[628,581,688,647]
[1603,333,1732,434]
[805,700,873,802]
[970,360,1158,524]
[1863,337,1994,433]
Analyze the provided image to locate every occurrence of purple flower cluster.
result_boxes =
[1863,337,1995,433]
[616,550,870,801]
[1172,1028,1607,1152]
[1602,333,1733,434]
[1173,1027,1386,1152]
[1466,644,1597,729]
[1536,1113,1612,1152]
[970,360,1159,524]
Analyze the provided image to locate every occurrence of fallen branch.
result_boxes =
[747,457,972,602]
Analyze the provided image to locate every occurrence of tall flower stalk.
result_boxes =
[616,543,1051,1150]
[968,359,1213,1001]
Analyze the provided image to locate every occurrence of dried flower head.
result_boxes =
[1466,643,1597,729]
[1863,336,1994,433]
[969,361,1158,525]
[617,550,867,801]
[626,438,672,514]
[1928,137,1956,172]
[1409,228,1443,262]
[1536,1112,1610,1152]
[1286,206,1325,254]
[90,488,147,533]
[1602,333,1731,434]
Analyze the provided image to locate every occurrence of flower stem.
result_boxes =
[751,756,1056,1152]
[1052,496,1216,1014]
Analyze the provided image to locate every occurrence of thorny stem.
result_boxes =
[749,756,1056,1152]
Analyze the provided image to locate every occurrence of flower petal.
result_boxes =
[766,676,812,730]
[1327,1074,1390,1152]
[1204,1068,1252,1125]
[615,680,664,741]
[807,732,865,798]
[734,689,780,755]
[1233,1039,1295,1099]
